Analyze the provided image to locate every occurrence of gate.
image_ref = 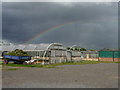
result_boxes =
[50,50,56,64]
[66,51,72,62]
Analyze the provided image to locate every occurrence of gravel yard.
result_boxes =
[2,63,118,88]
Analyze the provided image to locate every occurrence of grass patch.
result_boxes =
[115,62,120,63]
[3,60,119,69]
[43,61,119,68]
[5,63,44,68]
[0,61,3,65]
[4,63,60,68]
[7,68,18,70]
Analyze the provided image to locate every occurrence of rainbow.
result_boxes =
[26,21,79,43]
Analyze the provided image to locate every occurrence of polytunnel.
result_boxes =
[1,43,72,64]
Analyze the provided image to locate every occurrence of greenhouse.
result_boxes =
[0,43,72,64]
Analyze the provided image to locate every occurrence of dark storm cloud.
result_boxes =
[0,2,2,40]
[2,2,118,49]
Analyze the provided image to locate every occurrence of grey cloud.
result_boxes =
[2,2,118,49]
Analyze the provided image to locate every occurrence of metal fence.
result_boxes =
[99,51,120,58]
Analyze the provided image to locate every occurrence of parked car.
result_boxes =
[24,59,38,64]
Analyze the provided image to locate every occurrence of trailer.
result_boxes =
[3,55,31,64]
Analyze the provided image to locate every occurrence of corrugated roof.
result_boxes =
[81,51,98,54]
[35,44,50,50]
[1,43,65,51]
[2,45,16,51]
[14,44,26,50]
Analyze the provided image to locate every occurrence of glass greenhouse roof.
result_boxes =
[1,43,66,51]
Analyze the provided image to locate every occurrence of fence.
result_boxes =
[98,51,120,62]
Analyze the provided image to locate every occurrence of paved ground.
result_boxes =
[0,60,2,89]
[2,63,118,88]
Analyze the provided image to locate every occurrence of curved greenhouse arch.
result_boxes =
[42,43,63,64]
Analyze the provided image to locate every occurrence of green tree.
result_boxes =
[70,48,74,51]
[75,48,78,51]
[7,49,29,56]
[90,49,95,51]
[67,47,70,50]
[80,48,87,51]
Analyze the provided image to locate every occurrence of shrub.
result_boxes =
[6,49,29,56]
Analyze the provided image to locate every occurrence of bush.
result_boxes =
[6,49,29,56]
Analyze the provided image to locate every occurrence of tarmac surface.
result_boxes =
[2,63,118,88]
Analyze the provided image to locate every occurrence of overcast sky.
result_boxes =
[2,2,118,49]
